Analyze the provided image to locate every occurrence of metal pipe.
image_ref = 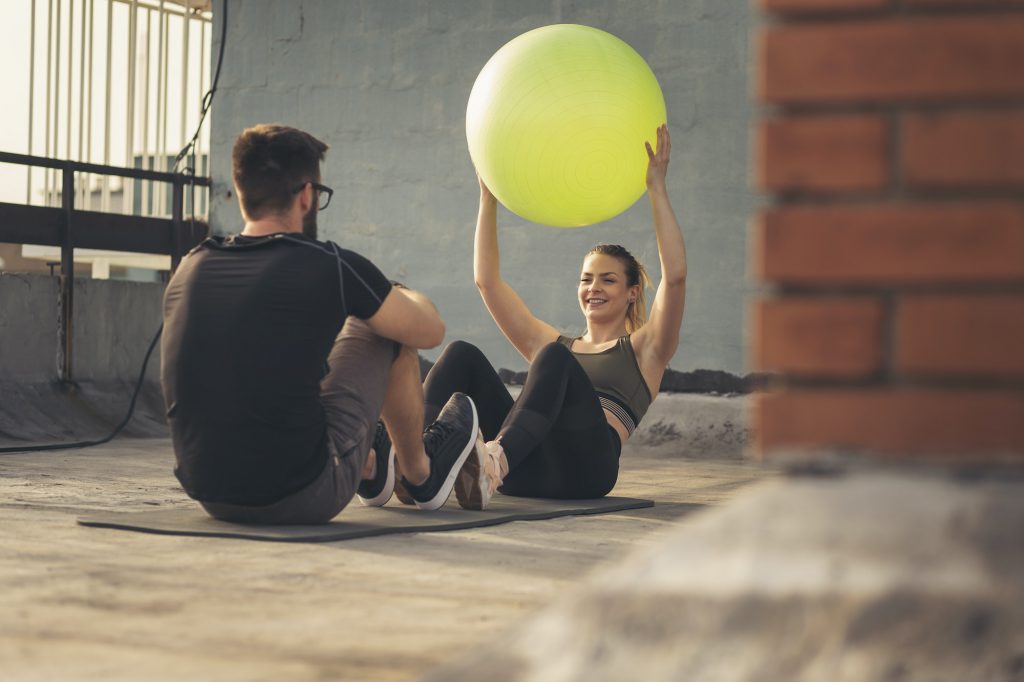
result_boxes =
[28,0,36,204]
[85,0,94,209]
[154,0,165,215]
[54,0,62,199]
[78,0,87,208]
[180,0,189,158]
[198,14,205,154]
[58,165,75,383]
[171,177,183,270]
[160,2,168,215]
[200,12,208,214]
[101,0,112,212]
[141,7,151,216]
[125,0,137,215]
[66,0,73,165]
[0,151,212,186]
[44,0,52,206]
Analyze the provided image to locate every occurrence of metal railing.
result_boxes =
[0,150,211,383]
[26,0,212,217]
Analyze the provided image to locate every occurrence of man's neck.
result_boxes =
[241,216,300,237]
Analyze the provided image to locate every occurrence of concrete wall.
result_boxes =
[0,273,164,383]
[208,0,755,373]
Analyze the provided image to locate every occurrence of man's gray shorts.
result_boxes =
[200,318,400,524]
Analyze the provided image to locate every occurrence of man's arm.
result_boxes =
[364,285,445,350]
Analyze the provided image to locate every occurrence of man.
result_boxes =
[161,124,480,523]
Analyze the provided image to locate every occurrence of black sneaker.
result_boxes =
[356,421,395,507]
[401,393,479,511]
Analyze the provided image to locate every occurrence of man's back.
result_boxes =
[161,233,391,505]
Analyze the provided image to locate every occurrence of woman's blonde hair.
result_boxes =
[585,244,651,334]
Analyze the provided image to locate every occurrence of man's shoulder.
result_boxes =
[182,233,381,279]
[314,239,385,273]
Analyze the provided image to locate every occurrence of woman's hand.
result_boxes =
[477,172,497,205]
[644,124,671,192]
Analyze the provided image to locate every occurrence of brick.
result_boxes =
[755,389,1024,456]
[760,0,888,12]
[895,294,1024,378]
[758,115,889,193]
[753,297,885,376]
[755,201,1024,284]
[903,110,1024,190]
[759,16,1024,104]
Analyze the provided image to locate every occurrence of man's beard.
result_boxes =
[302,203,318,239]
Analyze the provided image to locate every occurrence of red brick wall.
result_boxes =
[752,0,1024,458]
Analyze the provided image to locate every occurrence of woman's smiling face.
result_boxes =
[578,253,636,327]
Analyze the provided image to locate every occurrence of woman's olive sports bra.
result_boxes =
[556,335,652,436]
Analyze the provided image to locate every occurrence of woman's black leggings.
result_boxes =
[423,340,621,499]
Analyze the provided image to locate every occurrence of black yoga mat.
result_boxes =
[78,495,654,543]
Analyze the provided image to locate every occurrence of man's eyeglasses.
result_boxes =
[293,181,334,211]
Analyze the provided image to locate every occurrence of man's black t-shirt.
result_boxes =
[161,232,393,506]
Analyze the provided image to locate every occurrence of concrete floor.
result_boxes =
[430,462,1024,682]
[0,438,766,681]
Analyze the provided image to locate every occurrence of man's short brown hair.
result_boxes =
[232,124,329,219]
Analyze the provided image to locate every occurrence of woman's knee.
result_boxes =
[435,339,488,369]
[532,340,572,366]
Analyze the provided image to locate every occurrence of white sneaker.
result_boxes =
[454,437,509,511]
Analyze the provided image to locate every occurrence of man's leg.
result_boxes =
[319,317,401,516]
[379,344,430,486]
[327,316,484,512]
[198,318,397,525]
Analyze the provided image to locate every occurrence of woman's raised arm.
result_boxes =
[474,177,560,362]
[634,125,687,369]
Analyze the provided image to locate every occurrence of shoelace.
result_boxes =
[422,419,458,459]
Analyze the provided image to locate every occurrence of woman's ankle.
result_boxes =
[485,440,510,479]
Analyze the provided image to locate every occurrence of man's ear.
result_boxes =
[295,181,313,213]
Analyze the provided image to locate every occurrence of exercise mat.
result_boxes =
[77,495,654,543]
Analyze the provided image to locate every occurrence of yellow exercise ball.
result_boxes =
[467,24,666,228]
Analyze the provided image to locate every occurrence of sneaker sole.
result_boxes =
[415,399,479,511]
[454,435,493,511]
[356,445,395,507]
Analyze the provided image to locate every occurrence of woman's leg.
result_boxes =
[496,342,621,499]
[422,340,513,440]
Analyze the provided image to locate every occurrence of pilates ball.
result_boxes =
[467,24,666,228]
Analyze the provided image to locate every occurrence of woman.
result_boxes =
[418,124,686,509]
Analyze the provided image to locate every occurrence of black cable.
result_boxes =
[172,0,228,174]
[0,324,164,454]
